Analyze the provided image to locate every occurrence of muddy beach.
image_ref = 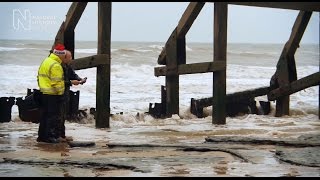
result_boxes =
[1,114,319,177]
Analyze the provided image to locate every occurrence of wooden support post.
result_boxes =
[272,11,312,117]
[96,2,111,128]
[64,30,75,59]
[275,54,291,117]
[165,29,185,117]
[213,3,228,124]
[161,85,167,116]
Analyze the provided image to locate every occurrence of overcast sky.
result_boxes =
[0,2,319,44]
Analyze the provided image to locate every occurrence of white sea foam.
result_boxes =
[0,47,38,52]
[0,40,319,141]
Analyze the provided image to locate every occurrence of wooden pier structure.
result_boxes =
[51,2,320,128]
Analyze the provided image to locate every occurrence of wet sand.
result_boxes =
[1,116,320,177]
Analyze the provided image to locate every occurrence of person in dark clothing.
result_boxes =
[57,50,87,142]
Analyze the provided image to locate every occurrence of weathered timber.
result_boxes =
[154,61,226,77]
[227,87,270,103]
[258,101,271,115]
[64,31,75,59]
[64,2,87,59]
[70,54,110,70]
[213,2,228,124]
[158,2,205,65]
[64,2,88,32]
[198,86,270,106]
[52,2,87,50]
[96,2,111,128]
[165,29,180,117]
[271,11,312,117]
[191,86,270,118]
[226,2,320,12]
[268,72,320,101]
[286,11,313,56]
[148,86,166,118]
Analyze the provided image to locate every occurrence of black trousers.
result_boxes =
[57,90,70,138]
[57,98,68,138]
[38,94,63,140]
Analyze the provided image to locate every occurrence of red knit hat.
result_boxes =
[53,44,66,55]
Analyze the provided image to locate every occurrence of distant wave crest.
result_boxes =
[0,47,37,52]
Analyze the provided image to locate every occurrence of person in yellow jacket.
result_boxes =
[37,44,67,143]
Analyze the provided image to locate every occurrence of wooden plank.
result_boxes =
[154,61,226,76]
[213,2,228,125]
[71,54,110,70]
[64,2,88,32]
[96,2,111,128]
[226,2,320,12]
[165,29,179,117]
[228,86,270,103]
[190,86,270,118]
[193,86,270,108]
[268,72,320,101]
[158,2,205,65]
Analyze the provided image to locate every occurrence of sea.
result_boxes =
[0,39,319,118]
[0,39,319,176]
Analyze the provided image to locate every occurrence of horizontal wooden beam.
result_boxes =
[154,61,226,77]
[203,86,270,106]
[64,2,88,32]
[226,2,320,12]
[71,54,110,70]
[268,72,320,101]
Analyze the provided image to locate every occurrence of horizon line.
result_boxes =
[0,39,319,45]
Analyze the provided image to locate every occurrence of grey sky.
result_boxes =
[0,2,319,44]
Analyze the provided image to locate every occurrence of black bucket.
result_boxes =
[0,97,16,123]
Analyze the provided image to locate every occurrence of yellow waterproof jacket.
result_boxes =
[37,53,64,95]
